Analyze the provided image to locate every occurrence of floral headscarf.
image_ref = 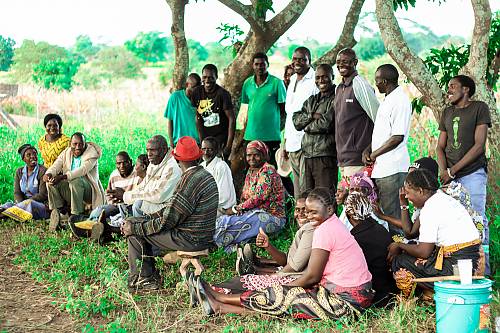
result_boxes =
[349,171,377,204]
[246,140,269,161]
[344,191,373,221]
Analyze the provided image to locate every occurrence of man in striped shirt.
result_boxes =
[122,136,219,291]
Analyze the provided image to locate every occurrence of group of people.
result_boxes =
[1,46,492,320]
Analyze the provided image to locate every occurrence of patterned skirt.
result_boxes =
[214,209,286,252]
[1,199,49,222]
[392,244,480,297]
[240,282,374,320]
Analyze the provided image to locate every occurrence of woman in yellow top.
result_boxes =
[37,114,70,168]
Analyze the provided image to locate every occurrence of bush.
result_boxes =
[32,58,80,90]
[0,35,15,71]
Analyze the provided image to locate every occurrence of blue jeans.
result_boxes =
[456,167,489,274]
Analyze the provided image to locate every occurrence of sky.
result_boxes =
[1,0,498,47]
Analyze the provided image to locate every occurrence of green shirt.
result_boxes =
[164,89,199,145]
[71,156,82,171]
[241,74,286,141]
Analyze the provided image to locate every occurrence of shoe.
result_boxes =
[185,271,199,308]
[235,246,243,275]
[49,209,61,231]
[237,246,256,276]
[68,215,90,238]
[133,276,161,292]
[195,276,214,316]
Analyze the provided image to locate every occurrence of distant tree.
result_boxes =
[125,31,170,63]
[11,40,68,82]
[354,34,386,60]
[94,46,143,79]
[32,58,79,90]
[0,36,15,71]
[73,35,100,61]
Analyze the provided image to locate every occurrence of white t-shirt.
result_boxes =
[200,156,236,210]
[371,86,412,178]
[418,190,479,247]
[284,68,319,152]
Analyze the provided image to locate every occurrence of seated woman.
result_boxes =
[344,192,395,306]
[214,140,286,252]
[388,169,481,298]
[192,188,373,319]
[1,144,49,221]
[212,191,314,295]
[38,114,70,168]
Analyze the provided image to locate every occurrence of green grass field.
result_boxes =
[0,111,498,332]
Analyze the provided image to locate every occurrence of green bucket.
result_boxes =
[434,279,492,333]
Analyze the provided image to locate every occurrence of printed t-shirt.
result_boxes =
[241,74,286,141]
[71,156,82,171]
[438,101,491,178]
[312,215,372,288]
[164,89,199,144]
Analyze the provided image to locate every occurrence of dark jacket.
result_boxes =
[14,164,48,203]
[292,88,336,159]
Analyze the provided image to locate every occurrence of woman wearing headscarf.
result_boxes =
[344,192,395,306]
[0,144,49,221]
[38,113,70,168]
[214,140,286,252]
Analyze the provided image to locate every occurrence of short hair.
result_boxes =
[137,153,149,167]
[71,132,86,143]
[376,64,399,84]
[405,169,439,192]
[188,73,201,86]
[149,135,168,148]
[452,75,476,97]
[43,113,63,128]
[316,64,334,78]
[298,190,311,200]
[307,187,335,208]
[252,52,269,65]
[202,136,219,149]
[294,46,312,62]
[338,48,357,60]
[202,64,218,78]
[116,151,132,163]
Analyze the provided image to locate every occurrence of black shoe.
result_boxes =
[237,246,256,275]
[243,243,256,265]
[185,271,199,308]
[68,215,90,238]
[49,208,61,231]
[195,276,214,316]
[134,276,161,291]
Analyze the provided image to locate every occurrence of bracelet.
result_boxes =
[400,205,409,210]
[447,168,455,179]
[231,205,239,214]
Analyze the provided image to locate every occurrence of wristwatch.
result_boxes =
[400,205,409,210]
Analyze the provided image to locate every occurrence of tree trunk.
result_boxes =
[166,0,189,92]
[314,0,365,66]
[375,0,447,120]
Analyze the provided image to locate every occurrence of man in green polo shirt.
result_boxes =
[241,52,286,166]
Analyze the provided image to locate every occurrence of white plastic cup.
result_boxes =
[457,259,473,285]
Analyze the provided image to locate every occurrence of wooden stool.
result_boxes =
[177,250,209,278]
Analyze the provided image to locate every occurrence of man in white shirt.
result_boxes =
[283,47,319,198]
[362,64,412,235]
[200,136,236,216]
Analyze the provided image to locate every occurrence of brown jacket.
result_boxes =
[46,142,105,209]
[14,164,48,203]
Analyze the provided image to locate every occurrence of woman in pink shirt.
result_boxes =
[191,187,374,319]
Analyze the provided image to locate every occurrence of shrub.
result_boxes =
[0,35,16,71]
[32,58,80,90]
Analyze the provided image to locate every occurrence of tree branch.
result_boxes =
[218,0,266,34]
[314,0,365,66]
[375,0,446,119]
[165,0,189,91]
[267,0,310,37]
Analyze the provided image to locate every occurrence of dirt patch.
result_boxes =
[0,234,80,332]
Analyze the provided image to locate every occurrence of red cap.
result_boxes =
[172,136,203,161]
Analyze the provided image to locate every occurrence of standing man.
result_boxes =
[164,73,202,148]
[241,52,286,166]
[293,64,337,196]
[122,137,219,291]
[334,48,379,178]
[436,75,491,272]
[191,64,235,161]
[283,47,319,198]
[363,64,412,235]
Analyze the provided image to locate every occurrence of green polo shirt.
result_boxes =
[241,74,286,141]
[164,89,199,145]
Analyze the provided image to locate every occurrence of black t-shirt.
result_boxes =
[190,85,233,145]
[438,101,491,178]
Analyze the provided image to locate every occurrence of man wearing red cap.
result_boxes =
[122,136,219,291]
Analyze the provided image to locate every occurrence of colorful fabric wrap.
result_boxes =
[246,140,269,161]
[434,239,482,270]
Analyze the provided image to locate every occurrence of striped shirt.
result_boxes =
[132,166,219,248]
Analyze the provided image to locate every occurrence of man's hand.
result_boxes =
[362,147,373,165]
[439,170,452,185]
[256,227,270,249]
[372,202,385,219]
[121,220,133,237]
[399,187,409,206]
[387,242,402,263]
[108,188,125,202]
[50,174,66,186]
[43,173,53,183]
[281,148,289,160]
[225,206,241,216]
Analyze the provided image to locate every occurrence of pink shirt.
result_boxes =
[312,215,372,288]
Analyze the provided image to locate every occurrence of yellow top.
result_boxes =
[38,134,70,168]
